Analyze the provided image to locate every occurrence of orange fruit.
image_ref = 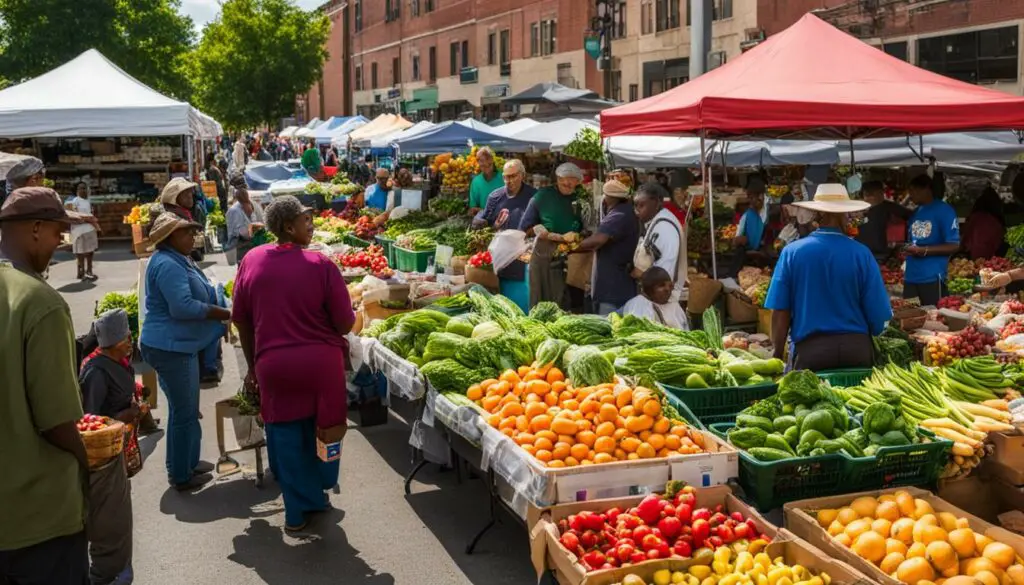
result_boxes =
[547,460,565,468]
[599,403,619,422]
[516,415,529,433]
[535,430,557,443]
[618,405,635,417]
[531,414,552,433]
[524,402,547,419]
[479,378,498,392]
[500,370,521,385]
[642,400,662,417]
[594,452,615,464]
[535,449,552,462]
[594,436,616,454]
[576,419,592,433]
[570,443,589,460]
[648,434,666,450]
[546,367,565,383]
[544,393,558,406]
[486,414,500,427]
[638,430,652,442]
[552,443,571,460]
[557,434,575,445]
[665,435,682,450]
[467,385,483,401]
[524,393,541,403]
[657,448,671,458]
[670,425,687,437]
[482,395,501,412]
[614,448,627,460]
[613,428,629,441]
[636,442,656,458]
[521,444,536,455]
[525,380,551,395]
[524,371,543,382]
[534,437,553,451]
[499,417,516,430]
[516,432,536,445]
[550,418,578,436]
[652,417,671,434]
[564,456,580,467]
[500,402,523,418]
[627,452,640,460]
[577,430,597,447]
[620,437,641,453]
[516,366,530,378]
[595,422,615,437]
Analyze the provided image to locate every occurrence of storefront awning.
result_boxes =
[404,88,439,113]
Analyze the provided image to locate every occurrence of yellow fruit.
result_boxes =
[851,496,879,519]
[943,578,983,585]
[914,499,936,519]
[982,543,1016,570]
[899,557,937,584]
[689,566,712,580]
[852,531,887,564]
[896,491,917,517]
[671,572,687,584]
[817,509,839,528]
[845,518,874,541]
[873,518,894,537]
[938,512,961,533]
[973,571,1000,585]
[1005,565,1024,585]
[908,542,928,559]
[879,494,898,503]
[962,558,1001,577]
[914,522,947,545]
[975,534,994,553]
[927,541,959,572]
[950,529,977,558]
[837,507,860,525]
[876,500,902,522]
[828,520,846,537]
[881,552,906,574]
[892,518,917,544]
[887,538,909,556]
[834,533,852,548]
[653,569,672,585]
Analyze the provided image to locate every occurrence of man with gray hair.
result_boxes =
[519,162,585,308]
[472,159,536,282]
[468,146,504,215]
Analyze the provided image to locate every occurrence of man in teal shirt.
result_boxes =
[468,146,504,214]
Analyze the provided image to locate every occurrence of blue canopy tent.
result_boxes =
[391,119,546,154]
[243,160,297,191]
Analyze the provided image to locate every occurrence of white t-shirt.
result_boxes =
[620,294,690,330]
[66,196,96,238]
[645,208,687,297]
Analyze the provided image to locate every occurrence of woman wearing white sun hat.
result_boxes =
[763,184,893,371]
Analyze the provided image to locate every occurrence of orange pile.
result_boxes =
[468,365,706,468]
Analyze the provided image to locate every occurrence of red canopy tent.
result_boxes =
[600,13,1024,139]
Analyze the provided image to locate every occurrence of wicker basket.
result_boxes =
[82,419,126,468]
[688,276,723,314]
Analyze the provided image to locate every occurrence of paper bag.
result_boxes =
[566,251,594,291]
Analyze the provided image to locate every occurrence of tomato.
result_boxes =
[559,532,580,552]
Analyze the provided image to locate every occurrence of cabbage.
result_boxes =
[471,321,503,340]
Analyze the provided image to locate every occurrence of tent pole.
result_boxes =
[703,131,717,279]
[187,136,194,180]
[849,137,855,172]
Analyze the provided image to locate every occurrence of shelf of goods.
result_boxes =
[93,200,137,239]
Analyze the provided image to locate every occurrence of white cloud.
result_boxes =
[181,0,325,28]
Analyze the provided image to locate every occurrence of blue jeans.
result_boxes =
[200,337,221,375]
[140,344,201,484]
[265,418,339,527]
[596,302,620,316]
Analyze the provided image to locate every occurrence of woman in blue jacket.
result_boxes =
[140,213,231,491]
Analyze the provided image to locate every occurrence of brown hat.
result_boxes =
[148,212,202,251]
[159,177,197,206]
[0,187,83,224]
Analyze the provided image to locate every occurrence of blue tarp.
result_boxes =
[392,120,546,154]
[243,161,297,191]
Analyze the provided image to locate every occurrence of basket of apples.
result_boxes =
[77,414,125,468]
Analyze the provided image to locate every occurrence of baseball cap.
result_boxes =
[0,187,83,224]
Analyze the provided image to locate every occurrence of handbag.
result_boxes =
[634,217,681,274]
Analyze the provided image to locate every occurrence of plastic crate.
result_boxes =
[659,381,777,427]
[394,246,435,273]
[344,234,372,248]
[816,368,872,387]
[709,422,848,512]
[662,391,710,430]
[843,428,952,492]
[375,236,396,266]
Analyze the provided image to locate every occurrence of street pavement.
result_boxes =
[51,242,535,585]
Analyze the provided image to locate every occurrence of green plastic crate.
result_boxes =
[659,381,777,427]
[662,391,709,430]
[843,428,952,492]
[709,422,848,512]
[816,368,872,387]
[394,246,435,273]
[375,236,396,266]
[344,234,372,248]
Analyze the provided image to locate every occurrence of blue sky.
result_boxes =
[180,0,324,28]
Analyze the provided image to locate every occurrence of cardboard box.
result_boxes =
[938,475,999,522]
[669,434,739,489]
[990,430,1024,468]
[992,477,1024,513]
[465,265,499,292]
[982,457,1024,486]
[530,485,782,585]
[784,486,1024,585]
[361,301,409,323]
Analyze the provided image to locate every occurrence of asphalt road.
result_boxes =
[52,242,535,585]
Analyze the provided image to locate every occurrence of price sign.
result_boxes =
[435,244,454,267]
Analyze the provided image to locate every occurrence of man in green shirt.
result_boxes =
[0,187,90,584]
[468,146,505,214]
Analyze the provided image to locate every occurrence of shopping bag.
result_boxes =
[488,229,528,272]
[566,251,594,291]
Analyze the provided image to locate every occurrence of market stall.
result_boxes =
[0,49,222,239]
[391,120,547,155]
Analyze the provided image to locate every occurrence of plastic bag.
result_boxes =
[488,229,529,272]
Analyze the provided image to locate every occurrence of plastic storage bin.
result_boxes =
[843,428,951,492]
[394,246,435,273]
[659,381,777,427]
[816,369,872,387]
[375,236,396,266]
[344,234,372,248]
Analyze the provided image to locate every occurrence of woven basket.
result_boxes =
[82,419,126,468]
[687,276,723,314]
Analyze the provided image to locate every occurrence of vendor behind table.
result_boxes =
[572,179,640,315]
[519,162,584,309]
[472,159,535,281]
[903,173,961,307]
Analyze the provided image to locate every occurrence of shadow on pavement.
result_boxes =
[404,484,535,585]
[228,517,395,585]
[56,280,98,293]
[159,475,282,523]
[138,430,164,461]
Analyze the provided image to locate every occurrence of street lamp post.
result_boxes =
[593,0,614,100]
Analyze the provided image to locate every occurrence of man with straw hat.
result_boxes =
[764,184,892,371]
[573,179,640,315]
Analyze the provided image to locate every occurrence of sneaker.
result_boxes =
[85,273,98,281]
[193,461,215,474]
[172,473,213,492]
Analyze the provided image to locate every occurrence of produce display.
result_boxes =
[607,551,832,585]
[468,251,492,268]
[431,148,505,193]
[562,126,604,163]
[947,278,975,296]
[77,413,113,432]
[948,258,980,280]
[330,172,362,196]
[428,196,468,217]
[395,229,437,251]
[382,210,442,239]
[806,490,1024,585]
[556,483,772,572]
[334,245,393,279]
[937,296,967,311]
[95,290,140,339]
[881,266,903,286]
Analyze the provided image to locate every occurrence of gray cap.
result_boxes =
[95,308,130,348]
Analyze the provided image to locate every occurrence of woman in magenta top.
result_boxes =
[230,195,355,532]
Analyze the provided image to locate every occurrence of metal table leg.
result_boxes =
[466,470,499,554]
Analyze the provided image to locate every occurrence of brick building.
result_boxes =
[301,0,1024,123]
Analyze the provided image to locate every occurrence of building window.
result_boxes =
[557,63,575,88]
[425,0,434,11]
[354,0,362,32]
[500,29,510,65]
[883,41,908,61]
[641,0,653,35]
[461,40,469,68]
[656,0,679,32]
[611,2,627,39]
[530,22,540,56]
[713,0,732,20]
[410,0,419,17]
[488,32,496,66]
[392,57,400,85]
[541,19,557,56]
[918,25,1019,83]
[355,64,363,91]
[384,0,399,22]
[429,46,436,81]
[610,70,622,101]
[629,83,638,101]
[450,42,459,75]
[371,62,378,89]
[412,55,420,81]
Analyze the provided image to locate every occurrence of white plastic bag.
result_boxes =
[488,229,529,272]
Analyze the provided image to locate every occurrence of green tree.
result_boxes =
[191,0,329,129]
[0,0,195,100]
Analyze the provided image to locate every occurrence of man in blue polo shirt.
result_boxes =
[904,174,961,306]
[765,184,892,371]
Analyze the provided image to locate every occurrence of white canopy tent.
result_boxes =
[318,116,369,145]
[511,118,598,151]
[489,118,541,138]
[359,121,435,149]
[606,136,840,168]
[0,49,222,138]
[294,118,323,138]
[279,126,299,138]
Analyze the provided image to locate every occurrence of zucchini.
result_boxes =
[748,447,795,461]
[736,414,774,434]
